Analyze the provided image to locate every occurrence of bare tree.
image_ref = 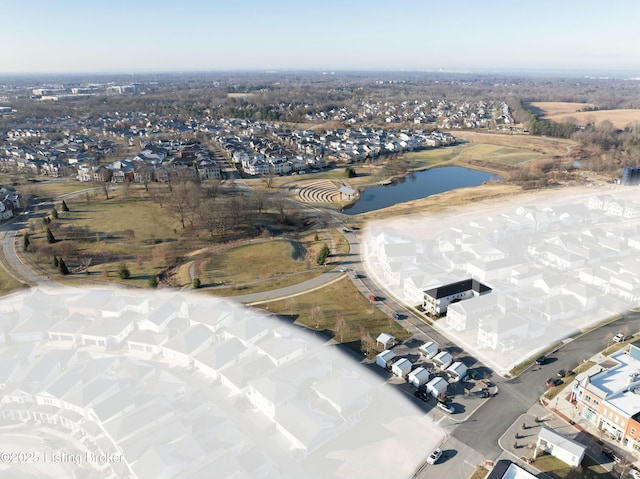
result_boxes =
[310,305,323,330]
[334,313,347,343]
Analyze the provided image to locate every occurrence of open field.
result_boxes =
[528,101,595,116]
[227,92,256,98]
[457,131,575,157]
[264,275,411,355]
[543,109,640,129]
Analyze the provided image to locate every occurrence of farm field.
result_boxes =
[530,102,640,129]
[528,101,595,116]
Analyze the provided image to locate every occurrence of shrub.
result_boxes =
[118,263,131,280]
[148,276,158,288]
[192,277,201,289]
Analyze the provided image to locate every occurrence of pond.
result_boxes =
[341,166,499,215]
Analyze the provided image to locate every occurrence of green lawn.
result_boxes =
[265,276,411,356]
[55,192,178,244]
[533,454,614,479]
[458,143,540,166]
[200,237,319,285]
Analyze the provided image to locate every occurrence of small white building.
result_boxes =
[426,376,448,399]
[446,361,468,382]
[391,358,412,378]
[535,427,586,467]
[432,351,453,370]
[375,350,396,369]
[376,333,396,350]
[407,367,430,387]
[419,341,439,359]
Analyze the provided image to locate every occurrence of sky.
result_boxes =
[2,0,639,75]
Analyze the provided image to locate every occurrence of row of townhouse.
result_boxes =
[213,117,456,176]
[572,344,640,456]
[364,193,640,373]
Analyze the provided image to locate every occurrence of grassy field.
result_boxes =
[401,145,463,165]
[457,143,540,166]
[55,192,178,244]
[532,453,614,479]
[201,238,315,283]
[198,229,344,295]
[21,181,97,199]
[264,276,411,355]
[18,189,182,289]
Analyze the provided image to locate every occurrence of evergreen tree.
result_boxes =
[58,258,69,275]
[316,244,331,265]
[61,200,69,212]
[53,255,59,268]
[192,277,201,289]
[46,227,56,244]
[23,232,30,252]
[51,208,58,220]
[118,263,131,279]
[148,276,158,288]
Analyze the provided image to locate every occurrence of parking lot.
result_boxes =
[370,338,497,421]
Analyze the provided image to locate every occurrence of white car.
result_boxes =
[338,267,347,273]
[613,333,625,343]
[426,448,442,465]
[436,402,455,414]
[629,469,640,479]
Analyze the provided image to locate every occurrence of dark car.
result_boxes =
[414,390,429,402]
[545,378,562,388]
[535,355,547,365]
[602,447,621,463]
[557,369,568,378]
[392,313,402,320]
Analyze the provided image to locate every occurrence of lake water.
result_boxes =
[341,166,499,215]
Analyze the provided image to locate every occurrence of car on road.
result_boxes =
[351,272,358,279]
[392,312,401,320]
[436,402,455,414]
[535,355,548,365]
[338,267,347,272]
[426,448,442,465]
[546,378,563,388]
[629,469,640,479]
[557,369,571,378]
[613,333,625,343]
